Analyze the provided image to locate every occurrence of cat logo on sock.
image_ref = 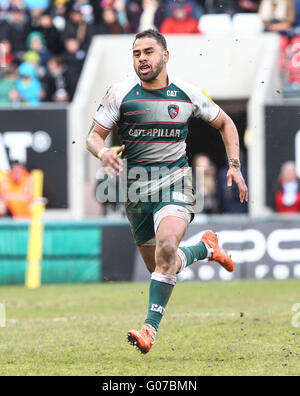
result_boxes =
[168,105,179,119]
[151,304,165,315]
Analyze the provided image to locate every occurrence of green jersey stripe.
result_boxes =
[122,139,186,144]
[121,99,192,106]
[123,121,187,125]
[129,154,186,163]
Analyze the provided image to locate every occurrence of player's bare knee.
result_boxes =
[156,239,177,267]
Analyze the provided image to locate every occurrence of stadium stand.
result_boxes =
[1,0,300,105]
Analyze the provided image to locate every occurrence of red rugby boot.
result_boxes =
[127,324,156,354]
[201,230,235,273]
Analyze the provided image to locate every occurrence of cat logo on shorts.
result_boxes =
[168,105,179,120]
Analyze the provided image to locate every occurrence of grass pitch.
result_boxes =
[0,279,299,376]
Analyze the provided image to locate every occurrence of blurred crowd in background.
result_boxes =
[0,0,300,104]
[193,155,300,215]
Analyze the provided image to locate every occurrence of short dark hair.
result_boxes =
[134,29,167,50]
[48,55,64,67]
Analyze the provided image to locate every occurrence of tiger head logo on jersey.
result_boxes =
[168,105,179,120]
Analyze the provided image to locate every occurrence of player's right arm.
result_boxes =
[86,84,125,176]
[86,122,124,177]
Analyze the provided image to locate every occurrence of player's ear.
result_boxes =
[163,50,169,64]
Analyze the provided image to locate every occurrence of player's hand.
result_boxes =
[227,166,248,204]
[101,145,125,178]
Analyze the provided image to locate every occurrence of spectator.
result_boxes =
[51,0,69,32]
[73,0,94,24]
[217,154,248,214]
[238,0,260,13]
[125,0,164,33]
[165,0,204,20]
[0,63,19,105]
[43,55,70,102]
[0,38,14,67]
[139,0,165,32]
[259,0,296,32]
[193,154,218,214]
[126,0,142,32]
[160,3,202,34]
[26,31,51,70]
[2,5,32,59]
[16,61,43,104]
[94,2,126,34]
[274,161,300,213]
[1,161,33,219]
[101,6,124,33]
[63,37,85,99]
[63,4,93,50]
[23,49,45,79]
[114,0,130,31]
[36,11,63,54]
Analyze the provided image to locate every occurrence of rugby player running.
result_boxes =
[86,30,248,354]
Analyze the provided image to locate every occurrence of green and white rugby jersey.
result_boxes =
[94,76,220,175]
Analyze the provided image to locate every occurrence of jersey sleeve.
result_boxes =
[93,85,120,131]
[172,78,220,124]
[191,88,220,123]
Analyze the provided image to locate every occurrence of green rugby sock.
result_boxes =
[178,242,208,270]
[145,273,176,331]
